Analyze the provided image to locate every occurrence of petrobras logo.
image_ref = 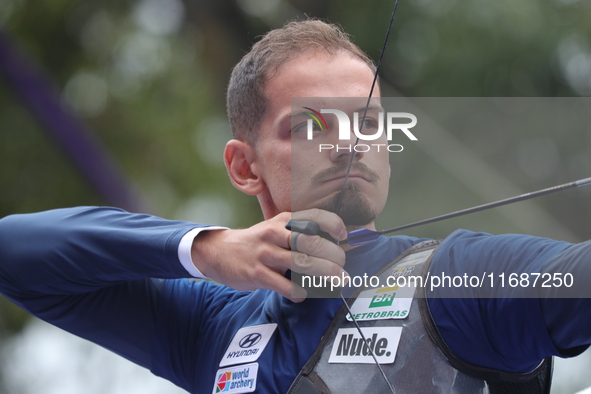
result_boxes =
[219,323,277,367]
[302,107,417,153]
[368,286,398,308]
[328,327,402,364]
[213,363,258,394]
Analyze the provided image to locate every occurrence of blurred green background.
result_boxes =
[1,0,591,392]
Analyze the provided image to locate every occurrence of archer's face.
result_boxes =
[253,51,390,228]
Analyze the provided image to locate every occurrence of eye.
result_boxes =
[291,119,324,139]
[357,117,379,134]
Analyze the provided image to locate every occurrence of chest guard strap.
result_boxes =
[287,240,552,394]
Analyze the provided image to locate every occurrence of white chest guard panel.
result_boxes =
[287,240,552,394]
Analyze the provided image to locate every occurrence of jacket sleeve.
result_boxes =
[427,230,591,373]
[0,206,205,370]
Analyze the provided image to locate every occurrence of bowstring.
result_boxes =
[333,0,400,218]
[333,3,401,393]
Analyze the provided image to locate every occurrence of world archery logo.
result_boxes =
[215,371,232,392]
[213,364,259,394]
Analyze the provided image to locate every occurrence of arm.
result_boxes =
[538,241,591,357]
[427,230,591,373]
[0,206,347,368]
[0,206,202,369]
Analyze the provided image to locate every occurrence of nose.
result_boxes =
[328,125,365,163]
[329,142,365,164]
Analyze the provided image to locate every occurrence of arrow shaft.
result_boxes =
[342,177,591,244]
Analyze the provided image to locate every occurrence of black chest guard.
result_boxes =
[287,240,552,394]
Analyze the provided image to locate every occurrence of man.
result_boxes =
[0,20,590,393]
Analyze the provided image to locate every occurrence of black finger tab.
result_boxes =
[285,220,335,243]
[285,220,320,235]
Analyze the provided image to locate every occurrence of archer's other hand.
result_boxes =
[191,209,347,302]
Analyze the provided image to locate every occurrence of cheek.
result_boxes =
[259,141,290,175]
[267,153,292,194]
[372,152,391,197]
[268,160,291,187]
[291,145,321,179]
[368,149,390,174]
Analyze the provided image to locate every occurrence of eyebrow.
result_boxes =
[355,105,384,113]
[289,105,384,118]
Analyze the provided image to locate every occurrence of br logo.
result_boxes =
[369,286,398,308]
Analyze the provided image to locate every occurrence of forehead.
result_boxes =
[265,51,377,101]
[260,51,378,137]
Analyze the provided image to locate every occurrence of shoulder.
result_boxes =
[434,229,572,272]
[372,234,432,256]
[426,230,573,372]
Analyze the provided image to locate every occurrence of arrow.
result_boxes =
[341,177,591,246]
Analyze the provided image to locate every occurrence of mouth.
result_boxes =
[311,163,381,187]
[324,171,375,184]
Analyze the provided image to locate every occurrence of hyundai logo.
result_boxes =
[239,333,262,348]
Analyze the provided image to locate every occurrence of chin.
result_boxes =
[318,184,378,226]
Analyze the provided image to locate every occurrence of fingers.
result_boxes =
[192,209,350,303]
[271,273,308,303]
[290,209,348,242]
[262,215,347,277]
[261,245,345,278]
[285,210,348,279]
[248,263,307,303]
[289,233,346,273]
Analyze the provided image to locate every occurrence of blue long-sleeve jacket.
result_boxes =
[0,206,589,393]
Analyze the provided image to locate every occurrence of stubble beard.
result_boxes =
[319,183,379,226]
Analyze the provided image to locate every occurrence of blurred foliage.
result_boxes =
[1,1,591,391]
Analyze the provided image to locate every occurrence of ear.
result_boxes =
[224,139,265,196]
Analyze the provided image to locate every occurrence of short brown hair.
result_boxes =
[226,19,375,145]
